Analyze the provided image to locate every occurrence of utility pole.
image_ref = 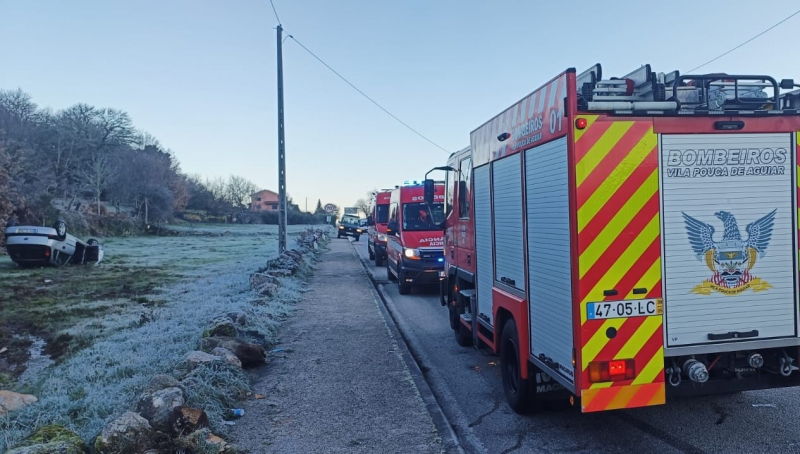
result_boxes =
[277,24,288,253]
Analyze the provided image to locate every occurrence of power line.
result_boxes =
[686,9,800,73]
[269,0,281,25]
[288,35,450,154]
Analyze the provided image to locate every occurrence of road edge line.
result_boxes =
[349,242,487,454]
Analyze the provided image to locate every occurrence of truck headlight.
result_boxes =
[404,248,421,260]
[377,234,387,242]
[357,228,363,233]
[338,225,344,229]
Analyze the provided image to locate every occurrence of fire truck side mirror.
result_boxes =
[423,179,435,206]
[387,221,397,235]
[780,79,796,89]
[367,217,375,226]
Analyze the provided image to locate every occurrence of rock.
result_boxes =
[205,433,228,453]
[249,273,280,289]
[94,411,153,454]
[200,337,266,367]
[136,387,185,432]
[185,351,222,372]
[0,390,37,416]
[142,374,182,395]
[212,347,242,368]
[171,407,209,436]
[255,282,278,297]
[226,311,248,326]
[207,316,237,338]
[6,425,85,454]
[267,268,292,278]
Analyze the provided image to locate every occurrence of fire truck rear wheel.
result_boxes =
[453,311,472,347]
[501,318,532,414]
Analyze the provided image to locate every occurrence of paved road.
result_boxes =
[350,237,800,454]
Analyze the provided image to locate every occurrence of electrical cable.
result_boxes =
[288,35,450,154]
[686,9,800,73]
[269,0,281,25]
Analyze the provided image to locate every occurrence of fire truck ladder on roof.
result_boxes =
[576,63,797,115]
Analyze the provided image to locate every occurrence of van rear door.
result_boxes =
[659,133,798,348]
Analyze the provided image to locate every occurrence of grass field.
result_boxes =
[0,224,321,450]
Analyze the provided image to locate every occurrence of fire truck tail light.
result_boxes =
[588,359,635,383]
[575,118,588,130]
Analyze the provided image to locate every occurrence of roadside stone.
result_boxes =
[172,407,209,436]
[136,386,185,432]
[226,311,248,326]
[185,351,222,372]
[205,433,228,453]
[212,347,243,368]
[0,390,37,416]
[249,273,280,289]
[6,425,85,454]
[200,337,266,367]
[94,411,153,454]
[142,374,182,395]
[207,316,237,338]
[267,268,292,278]
[255,282,278,297]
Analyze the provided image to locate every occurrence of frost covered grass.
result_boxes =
[0,224,317,452]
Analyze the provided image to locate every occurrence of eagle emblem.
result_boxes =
[682,209,776,295]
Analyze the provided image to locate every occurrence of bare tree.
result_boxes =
[354,198,371,217]
[80,151,115,215]
[224,175,259,210]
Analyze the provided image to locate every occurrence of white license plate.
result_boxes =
[587,299,663,320]
[17,228,36,234]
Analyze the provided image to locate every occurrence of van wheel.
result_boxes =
[501,318,532,414]
[375,253,384,267]
[398,268,411,295]
[387,264,397,281]
[369,247,375,260]
[87,239,99,246]
[53,220,67,240]
[354,235,360,242]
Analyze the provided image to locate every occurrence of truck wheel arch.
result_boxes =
[494,306,530,380]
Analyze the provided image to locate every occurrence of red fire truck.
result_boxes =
[368,189,392,266]
[424,64,800,413]
[386,182,446,294]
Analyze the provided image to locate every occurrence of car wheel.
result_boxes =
[375,252,384,267]
[354,235,360,242]
[387,263,397,281]
[398,267,411,295]
[337,232,343,239]
[369,246,375,260]
[87,239,99,246]
[501,318,532,414]
[53,219,67,241]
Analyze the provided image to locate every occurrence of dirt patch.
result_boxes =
[0,261,173,379]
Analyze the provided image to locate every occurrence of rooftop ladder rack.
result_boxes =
[577,63,798,116]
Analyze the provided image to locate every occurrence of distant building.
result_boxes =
[251,189,279,212]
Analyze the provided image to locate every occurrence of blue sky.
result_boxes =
[1,0,798,212]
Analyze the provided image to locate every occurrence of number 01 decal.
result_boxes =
[549,107,564,134]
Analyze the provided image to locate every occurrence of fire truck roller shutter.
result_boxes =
[491,155,525,291]
[525,137,576,388]
[474,164,494,326]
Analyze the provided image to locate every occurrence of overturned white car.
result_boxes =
[4,219,104,267]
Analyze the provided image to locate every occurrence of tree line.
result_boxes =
[0,89,322,230]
